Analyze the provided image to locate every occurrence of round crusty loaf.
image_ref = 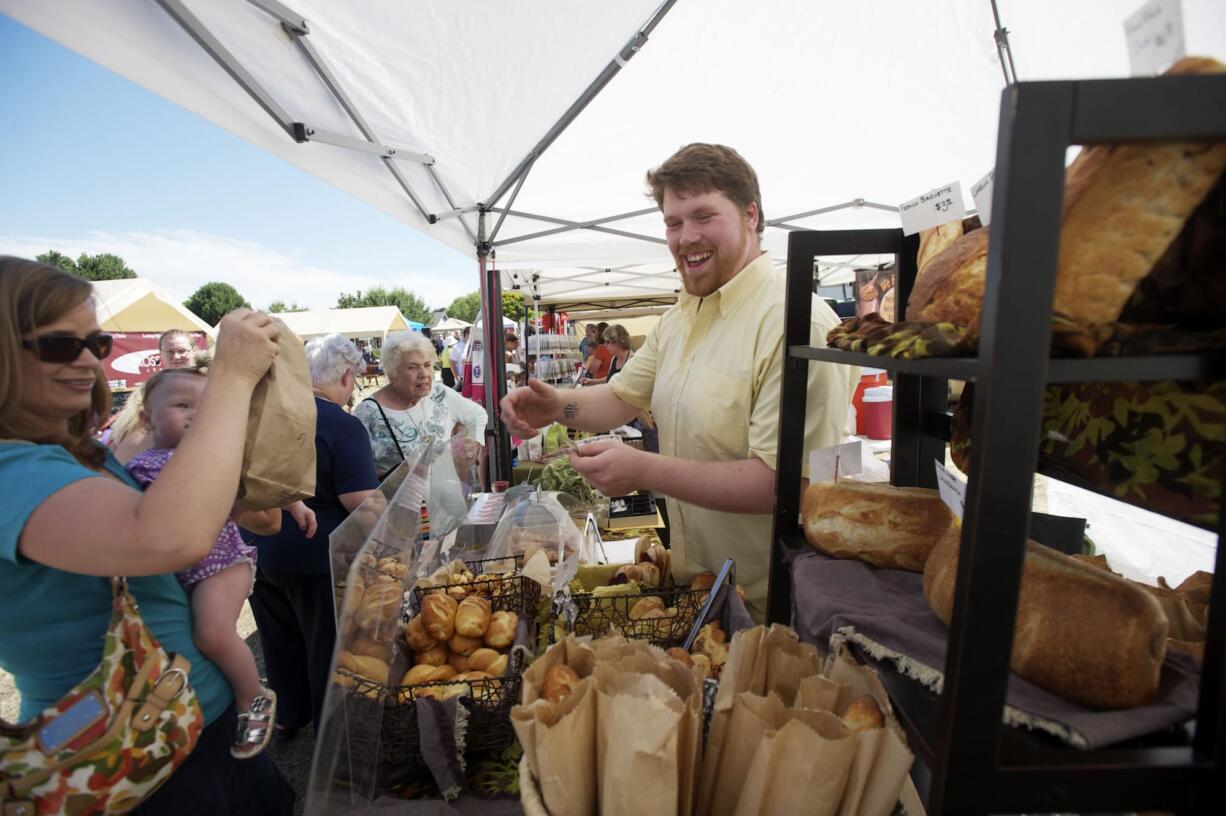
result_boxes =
[923,526,1169,709]
[801,482,956,572]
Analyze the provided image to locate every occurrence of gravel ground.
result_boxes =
[1,601,313,815]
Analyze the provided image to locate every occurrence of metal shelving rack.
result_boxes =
[768,72,1226,814]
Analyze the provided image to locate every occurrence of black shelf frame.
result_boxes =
[769,72,1226,814]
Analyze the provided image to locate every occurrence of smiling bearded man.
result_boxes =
[499,143,852,620]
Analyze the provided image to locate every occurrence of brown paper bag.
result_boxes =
[511,676,599,816]
[698,625,824,816]
[595,668,688,816]
[520,635,598,706]
[236,321,316,510]
[709,692,854,816]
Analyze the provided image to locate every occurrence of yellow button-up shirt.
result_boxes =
[610,252,851,619]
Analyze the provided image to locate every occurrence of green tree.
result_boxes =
[268,300,308,313]
[76,252,137,280]
[501,290,527,322]
[36,251,137,280]
[37,250,79,276]
[336,286,432,325]
[446,292,481,323]
[185,282,251,327]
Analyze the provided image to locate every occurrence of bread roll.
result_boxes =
[424,665,456,683]
[841,696,884,733]
[691,653,712,679]
[459,671,494,682]
[338,651,390,684]
[347,631,389,660]
[404,614,437,652]
[413,644,449,667]
[486,653,509,677]
[455,595,492,638]
[610,565,642,585]
[690,571,717,594]
[629,596,665,620]
[923,527,1169,709]
[666,647,694,669]
[402,663,439,686]
[449,633,483,657]
[801,482,956,572]
[467,648,501,673]
[542,664,581,703]
[356,582,403,633]
[421,592,458,642]
[448,651,471,674]
[637,562,661,587]
[483,611,518,650]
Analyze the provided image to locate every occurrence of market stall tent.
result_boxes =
[275,305,417,347]
[92,277,215,337]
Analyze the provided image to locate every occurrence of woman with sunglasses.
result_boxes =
[0,257,294,814]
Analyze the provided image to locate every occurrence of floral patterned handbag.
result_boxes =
[0,578,204,816]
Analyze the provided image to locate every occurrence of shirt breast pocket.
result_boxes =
[679,365,751,458]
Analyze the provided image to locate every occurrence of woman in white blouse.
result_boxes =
[353,331,487,480]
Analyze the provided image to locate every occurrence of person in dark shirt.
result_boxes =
[247,333,379,737]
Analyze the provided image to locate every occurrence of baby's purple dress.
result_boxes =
[126,448,258,593]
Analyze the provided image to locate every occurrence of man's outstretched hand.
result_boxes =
[500,378,563,437]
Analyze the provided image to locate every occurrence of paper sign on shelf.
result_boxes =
[898,182,967,236]
[934,460,966,520]
[1124,0,1185,77]
[809,440,864,483]
[970,170,995,227]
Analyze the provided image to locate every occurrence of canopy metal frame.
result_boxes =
[152,0,1012,481]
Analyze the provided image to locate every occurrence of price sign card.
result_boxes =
[1124,0,1185,77]
[809,440,864,483]
[970,169,995,227]
[934,460,966,520]
[899,182,967,236]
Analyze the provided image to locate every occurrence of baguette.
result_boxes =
[923,527,1169,709]
[801,482,956,571]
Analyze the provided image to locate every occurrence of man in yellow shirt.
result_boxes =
[501,144,850,619]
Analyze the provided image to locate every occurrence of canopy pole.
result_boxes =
[477,211,513,485]
[989,0,1019,86]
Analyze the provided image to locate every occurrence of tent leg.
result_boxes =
[477,210,513,486]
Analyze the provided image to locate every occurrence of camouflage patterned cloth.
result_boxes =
[0,578,203,815]
[826,313,970,358]
[952,379,1226,530]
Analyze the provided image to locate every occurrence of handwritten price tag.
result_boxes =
[970,169,995,227]
[809,441,864,483]
[1124,0,1184,76]
[934,460,966,520]
[898,182,967,236]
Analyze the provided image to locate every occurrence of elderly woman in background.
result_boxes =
[0,256,293,813]
[353,330,487,479]
[247,333,379,740]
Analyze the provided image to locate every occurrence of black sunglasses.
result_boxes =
[21,334,114,363]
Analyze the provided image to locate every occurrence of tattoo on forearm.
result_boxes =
[563,402,579,420]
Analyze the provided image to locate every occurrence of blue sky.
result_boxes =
[0,14,477,311]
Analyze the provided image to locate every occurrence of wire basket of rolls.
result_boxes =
[411,555,542,620]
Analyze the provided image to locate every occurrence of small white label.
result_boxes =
[934,460,966,520]
[1124,0,1185,76]
[898,182,967,236]
[970,170,995,227]
[809,441,864,483]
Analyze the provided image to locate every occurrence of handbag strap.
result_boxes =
[362,397,407,464]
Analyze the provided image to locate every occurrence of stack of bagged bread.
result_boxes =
[398,592,519,700]
[801,480,1174,709]
[332,550,411,697]
[906,56,1226,348]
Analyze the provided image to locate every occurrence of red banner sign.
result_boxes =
[103,332,207,390]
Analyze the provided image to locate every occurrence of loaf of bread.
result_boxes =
[337,651,390,684]
[542,664,580,703]
[413,643,449,667]
[483,610,518,649]
[801,482,957,572]
[922,527,1169,709]
[449,633,483,657]
[841,696,884,733]
[355,582,403,634]
[467,648,502,673]
[907,56,1226,331]
[404,614,437,652]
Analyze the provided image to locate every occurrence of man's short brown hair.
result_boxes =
[646,143,764,236]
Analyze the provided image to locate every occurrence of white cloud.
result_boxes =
[0,229,472,311]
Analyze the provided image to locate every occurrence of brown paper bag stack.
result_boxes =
[697,625,913,816]
[235,320,317,511]
[514,635,703,816]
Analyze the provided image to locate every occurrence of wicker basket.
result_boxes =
[553,583,709,649]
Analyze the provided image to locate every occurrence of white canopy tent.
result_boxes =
[92,277,216,337]
[275,305,414,346]
[5,0,1226,482]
